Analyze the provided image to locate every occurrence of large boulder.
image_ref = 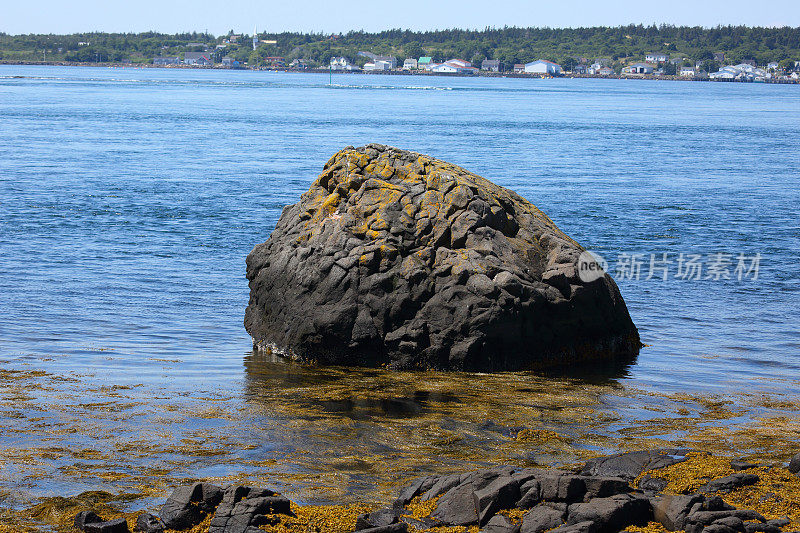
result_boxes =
[245,144,640,371]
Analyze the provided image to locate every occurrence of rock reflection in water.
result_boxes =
[240,350,636,497]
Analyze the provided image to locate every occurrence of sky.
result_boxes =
[2,0,799,35]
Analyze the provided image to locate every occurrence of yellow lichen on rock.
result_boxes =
[320,192,341,212]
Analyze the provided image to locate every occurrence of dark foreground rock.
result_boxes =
[245,144,640,371]
[69,449,800,533]
[362,450,799,533]
[579,448,695,482]
[159,482,223,529]
[83,518,128,533]
[208,486,292,533]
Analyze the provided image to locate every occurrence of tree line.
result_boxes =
[1,25,799,68]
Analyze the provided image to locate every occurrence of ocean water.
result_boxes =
[1,65,799,509]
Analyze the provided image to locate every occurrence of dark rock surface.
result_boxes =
[356,507,399,530]
[159,482,223,529]
[484,514,522,533]
[651,494,705,530]
[63,448,800,533]
[579,448,694,481]
[245,144,641,371]
[208,486,291,533]
[702,472,760,493]
[358,524,408,533]
[730,460,758,471]
[788,452,800,474]
[133,512,164,533]
[74,510,102,530]
[83,517,129,533]
[362,449,797,533]
[566,494,651,533]
[520,505,566,532]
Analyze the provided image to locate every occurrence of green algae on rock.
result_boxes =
[245,144,640,371]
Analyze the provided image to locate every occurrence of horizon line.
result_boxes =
[3,23,800,38]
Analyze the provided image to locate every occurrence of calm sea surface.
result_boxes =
[1,66,799,510]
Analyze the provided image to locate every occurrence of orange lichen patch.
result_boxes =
[402,496,440,521]
[624,521,670,533]
[639,452,800,529]
[256,501,372,533]
[320,192,341,213]
[498,507,528,523]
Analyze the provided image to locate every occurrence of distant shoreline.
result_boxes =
[1,60,798,84]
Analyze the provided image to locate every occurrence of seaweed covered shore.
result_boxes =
[7,449,800,533]
[2,360,800,532]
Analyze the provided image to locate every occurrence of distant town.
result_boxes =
[158,43,800,83]
[2,26,800,83]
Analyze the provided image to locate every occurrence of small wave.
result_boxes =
[328,83,453,91]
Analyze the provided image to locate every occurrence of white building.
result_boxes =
[418,57,434,70]
[524,60,562,74]
[481,59,500,72]
[364,60,392,71]
[153,56,180,66]
[709,70,736,80]
[432,59,476,74]
[374,55,397,68]
[587,62,604,75]
[767,61,780,71]
[710,64,767,81]
[403,58,418,70]
[624,63,654,74]
[679,66,697,77]
[330,57,359,71]
[645,53,668,63]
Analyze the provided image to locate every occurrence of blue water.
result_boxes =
[2,66,798,391]
[1,66,800,507]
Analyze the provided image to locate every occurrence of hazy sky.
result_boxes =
[3,0,799,35]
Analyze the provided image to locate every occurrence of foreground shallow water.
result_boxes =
[1,353,799,517]
[1,66,799,524]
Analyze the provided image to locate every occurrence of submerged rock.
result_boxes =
[245,144,640,371]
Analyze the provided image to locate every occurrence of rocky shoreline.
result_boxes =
[2,61,798,84]
[58,449,800,533]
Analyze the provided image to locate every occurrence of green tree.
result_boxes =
[404,41,423,59]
